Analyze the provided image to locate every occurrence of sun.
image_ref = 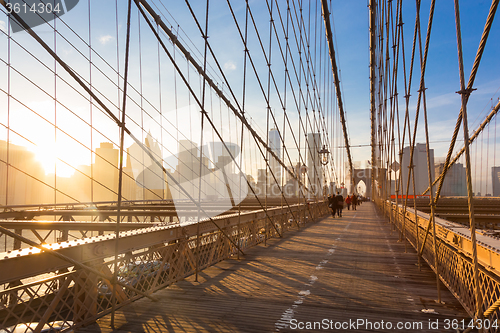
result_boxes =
[31,142,77,178]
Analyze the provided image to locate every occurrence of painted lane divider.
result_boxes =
[275,215,356,331]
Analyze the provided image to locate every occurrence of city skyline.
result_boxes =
[2,134,498,210]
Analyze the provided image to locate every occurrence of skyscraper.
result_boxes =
[493,166,500,197]
[306,133,322,197]
[93,142,118,202]
[257,168,267,197]
[0,140,47,205]
[435,162,466,196]
[268,128,281,193]
[175,139,199,200]
[128,133,169,200]
[401,143,434,195]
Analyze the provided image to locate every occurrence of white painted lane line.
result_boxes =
[275,215,355,331]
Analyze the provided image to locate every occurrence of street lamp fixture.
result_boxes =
[318,145,330,165]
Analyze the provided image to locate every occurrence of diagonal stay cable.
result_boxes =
[321,0,354,187]
[445,99,500,175]
[171,0,286,235]
[139,0,325,220]
[404,0,437,258]
[135,0,282,240]
[137,0,303,198]
[271,0,330,182]
[290,0,328,202]
[0,8,213,204]
[418,0,498,256]
[233,0,317,219]
[0,88,136,203]
[293,0,326,136]
[453,0,482,318]
[266,0,327,203]
[421,0,499,198]
[0,0,248,255]
[396,0,420,252]
[184,0,305,228]
[400,0,434,249]
[0,6,230,204]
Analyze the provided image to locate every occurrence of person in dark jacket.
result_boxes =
[351,194,358,210]
[336,192,344,217]
[328,194,338,217]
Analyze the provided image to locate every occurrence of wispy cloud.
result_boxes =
[224,61,236,71]
[62,48,73,56]
[99,35,114,45]
[426,92,459,110]
[0,20,7,33]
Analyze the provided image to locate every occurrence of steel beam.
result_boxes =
[0,221,157,231]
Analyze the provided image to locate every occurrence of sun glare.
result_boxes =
[32,143,77,178]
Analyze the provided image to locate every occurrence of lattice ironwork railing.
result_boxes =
[0,202,328,332]
[380,200,500,332]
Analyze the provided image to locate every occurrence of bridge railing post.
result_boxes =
[13,229,22,250]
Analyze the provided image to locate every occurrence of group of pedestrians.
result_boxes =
[327,193,344,217]
[345,194,358,210]
[327,193,361,217]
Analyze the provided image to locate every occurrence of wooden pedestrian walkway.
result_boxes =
[80,202,471,332]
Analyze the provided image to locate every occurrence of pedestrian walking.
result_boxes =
[336,192,344,217]
[351,194,358,210]
[328,195,338,217]
[345,195,352,210]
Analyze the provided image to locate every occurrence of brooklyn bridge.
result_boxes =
[0,0,500,332]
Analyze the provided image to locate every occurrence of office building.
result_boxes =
[435,162,467,196]
[93,142,119,202]
[401,143,434,195]
[0,140,47,205]
[306,133,322,197]
[268,128,282,190]
[493,166,500,197]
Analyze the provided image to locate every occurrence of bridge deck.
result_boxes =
[80,202,470,332]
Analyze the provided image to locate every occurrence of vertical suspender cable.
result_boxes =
[5,1,11,210]
[402,0,435,260]
[369,0,376,202]
[421,76,441,303]
[266,0,274,236]
[399,0,419,251]
[242,0,250,247]
[88,0,94,206]
[413,0,442,302]
[111,0,133,327]
[196,0,210,282]
[453,0,483,320]
[486,124,490,196]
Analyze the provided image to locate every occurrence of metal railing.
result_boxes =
[378,199,500,332]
